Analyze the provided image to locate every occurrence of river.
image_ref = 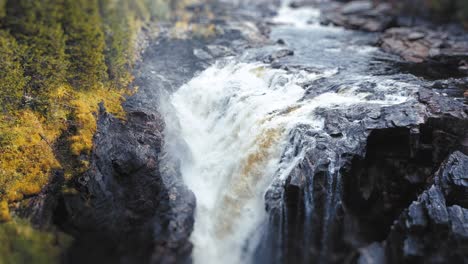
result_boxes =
[164,2,419,264]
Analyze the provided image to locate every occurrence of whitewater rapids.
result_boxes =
[161,1,418,263]
[168,58,410,264]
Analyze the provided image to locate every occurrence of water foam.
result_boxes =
[169,58,410,263]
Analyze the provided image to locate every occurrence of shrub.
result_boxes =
[0,218,72,264]
[0,111,61,204]
[68,85,126,157]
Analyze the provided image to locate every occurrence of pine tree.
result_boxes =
[0,30,27,111]
[0,0,6,19]
[63,0,107,89]
[100,0,134,88]
[5,0,68,111]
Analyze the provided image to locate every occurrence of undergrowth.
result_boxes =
[0,218,72,264]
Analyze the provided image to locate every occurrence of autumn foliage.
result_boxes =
[0,0,171,223]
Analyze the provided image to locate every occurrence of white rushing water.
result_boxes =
[167,3,414,264]
[169,62,410,264]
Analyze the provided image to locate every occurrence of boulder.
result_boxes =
[379,27,468,64]
[385,152,468,263]
[321,1,395,32]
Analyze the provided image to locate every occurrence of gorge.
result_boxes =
[1,0,467,264]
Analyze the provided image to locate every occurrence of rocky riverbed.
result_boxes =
[14,1,468,263]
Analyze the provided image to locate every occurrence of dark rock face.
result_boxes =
[51,2,271,261]
[258,86,468,264]
[436,151,468,207]
[59,105,195,264]
[53,34,220,264]
[15,171,65,229]
[386,152,468,263]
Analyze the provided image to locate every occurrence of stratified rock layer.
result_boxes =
[258,85,468,264]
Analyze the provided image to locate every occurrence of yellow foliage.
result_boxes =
[0,110,61,206]
[68,85,126,157]
[170,0,216,39]
[0,84,126,219]
[0,201,10,222]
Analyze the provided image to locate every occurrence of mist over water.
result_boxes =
[166,4,414,264]
[171,61,326,263]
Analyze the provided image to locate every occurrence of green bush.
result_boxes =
[0,219,71,264]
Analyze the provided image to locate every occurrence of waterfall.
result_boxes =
[153,0,425,260]
[167,50,410,262]
[170,61,326,264]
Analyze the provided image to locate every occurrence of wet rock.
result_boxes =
[60,105,196,264]
[384,152,468,263]
[276,38,286,45]
[406,201,427,230]
[204,44,235,58]
[380,27,433,63]
[288,0,315,9]
[407,32,426,41]
[422,186,449,225]
[259,82,468,263]
[386,195,468,262]
[448,205,468,240]
[341,1,373,15]
[263,49,294,63]
[193,48,213,61]
[436,151,468,207]
[321,1,395,32]
[460,60,468,74]
[430,78,468,99]
[357,242,385,264]
[288,1,302,9]
[379,27,468,73]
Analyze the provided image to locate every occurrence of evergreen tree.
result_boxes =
[100,0,135,88]
[5,0,68,111]
[63,0,107,89]
[0,0,6,20]
[0,30,27,111]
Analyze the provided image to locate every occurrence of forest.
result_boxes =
[0,0,171,261]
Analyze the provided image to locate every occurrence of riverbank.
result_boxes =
[316,0,468,101]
